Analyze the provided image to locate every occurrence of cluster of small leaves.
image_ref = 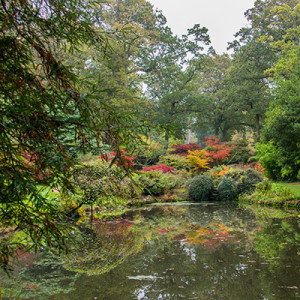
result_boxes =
[141,164,176,174]
[203,136,232,165]
[170,143,202,156]
[209,165,232,185]
[186,150,211,171]
[210,165,230,178]
[254,162,265,173]
[135,140,165,166]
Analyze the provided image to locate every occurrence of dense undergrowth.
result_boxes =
[32,137,300,223]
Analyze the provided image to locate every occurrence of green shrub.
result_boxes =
[175,169,192,180]
[71,160,141,205]
[254,180,273,193]
[139,170,164,196]
[138,170,185,196]
[135,140,165,166]
[235,168,263,195]
[255,142,283,180]
[224,167,244,182]
[228,139,253,164]
[208,165,232,185]
[159,154,190,171]
[78,153,100,164]
[225,167,263,195]
[187,175,215,202]
[217,178,237,200]
[241,168,263,193]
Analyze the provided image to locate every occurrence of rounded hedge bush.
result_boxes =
[224,167,263,195]
[217,178,237,201]
[187,175,215,202]
[238,168,263,194]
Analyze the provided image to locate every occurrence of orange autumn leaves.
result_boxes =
[186,223,234,249]
[210,165,230,178]
[186,136,232,171]
[157,222,234,250]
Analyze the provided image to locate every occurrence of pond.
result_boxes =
[1,202,299,299]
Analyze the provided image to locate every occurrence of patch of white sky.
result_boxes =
[148,0,255,54]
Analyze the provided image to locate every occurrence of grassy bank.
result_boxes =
[239,181,300,209]
[277,183,300,197]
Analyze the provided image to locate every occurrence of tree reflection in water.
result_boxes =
[0,203,299,299]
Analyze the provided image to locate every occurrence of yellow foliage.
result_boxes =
[186,150,210,170]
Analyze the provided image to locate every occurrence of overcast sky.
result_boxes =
[148,0,255,53]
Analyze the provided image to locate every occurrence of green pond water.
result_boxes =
[1,202,300,299]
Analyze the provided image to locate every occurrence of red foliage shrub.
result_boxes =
[170,143,202,156]
[203,136,232,166]
[100,150,135,170]
[203,136,220,148]
[141,164,176,174]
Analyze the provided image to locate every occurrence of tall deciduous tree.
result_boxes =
[57,0,167,152]
[142,24,211,149]
[257,2,300,180]
[226,0,299,140]
[189,54,242,141]
[226,41,274,139]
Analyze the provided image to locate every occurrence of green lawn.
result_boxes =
[278,183,300,197]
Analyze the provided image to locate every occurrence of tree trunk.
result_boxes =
[186,129,192,144]
[164,132,169,150]
[221,126,230,141]
[256,114,260,141]
[215,127,220,136]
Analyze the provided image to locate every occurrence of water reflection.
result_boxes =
[1,202,299,299]
[63,218,144,276]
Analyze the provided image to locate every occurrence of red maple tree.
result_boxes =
[203,136,232,166]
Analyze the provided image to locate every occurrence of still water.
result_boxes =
[1,202,300,299]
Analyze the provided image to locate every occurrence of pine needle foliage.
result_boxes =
[0,0,149,272]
